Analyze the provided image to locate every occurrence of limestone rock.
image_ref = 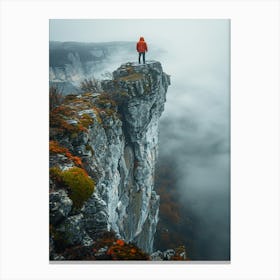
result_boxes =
[49,61,170,257]
[150,250,164,261]
[49,190,72,225]
[56,214,92,246]
[163,249,175,260]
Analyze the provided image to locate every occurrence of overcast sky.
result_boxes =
[50,19,228,46]
[49,19,229,88]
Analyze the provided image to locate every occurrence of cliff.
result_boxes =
[49,61,172,260]
[49,41,136,94]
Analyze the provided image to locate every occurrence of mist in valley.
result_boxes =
[50,19,230,260]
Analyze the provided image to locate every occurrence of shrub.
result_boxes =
[64,94,78,103]
[60,167,95,209]
[49,85,64,111]
[80,78,102,93]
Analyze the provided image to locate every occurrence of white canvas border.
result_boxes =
[0,0,279,279]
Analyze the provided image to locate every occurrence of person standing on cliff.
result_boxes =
[136,36,148,64]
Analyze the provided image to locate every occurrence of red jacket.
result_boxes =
[136,37,148,53]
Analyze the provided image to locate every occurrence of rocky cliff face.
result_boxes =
[49,61,170,259]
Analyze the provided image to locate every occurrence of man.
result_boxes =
[136,37,148,64]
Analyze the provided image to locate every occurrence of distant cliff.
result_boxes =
[49,61,186,260]
[49,41,135,94]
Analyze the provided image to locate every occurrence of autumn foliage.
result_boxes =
[50,105,87,136]
[49,140,83,167]
[60,231,149,261]
[106,239,149,260]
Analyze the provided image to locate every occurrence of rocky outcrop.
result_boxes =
[49,61,170,258]
[49,190,73,225]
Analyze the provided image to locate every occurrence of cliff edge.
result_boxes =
[49,61,171,260]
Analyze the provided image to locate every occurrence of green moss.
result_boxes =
[61,167,95,209]
[80,113,94,128]
[50,166,94,208]
[49,166,64,187]
[70,132,78,139]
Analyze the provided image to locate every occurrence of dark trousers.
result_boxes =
[138,52,145,64]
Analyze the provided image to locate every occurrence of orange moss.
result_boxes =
[49,140,69,155]
[50,105,81,135]
[91,232,149,260]
[49,141,83,167]
[50,103,91,136]
[116,239,125,246]
[106,241,149,260]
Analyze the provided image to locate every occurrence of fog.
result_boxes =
[50,19,230,260]
[154,20,230,260]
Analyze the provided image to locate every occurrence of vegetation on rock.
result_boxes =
[80,78,102,93]
[119,72,144,82]
[80,113,94,128]
[50,105,87,136]
[49,140,83,167]
[49,85,64,111]
[60,167,95,209]
[49,166,64,188]
[59,231,150,260]
[106,239,149,260]
[49,61,176,261]
[50,165,95,209]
